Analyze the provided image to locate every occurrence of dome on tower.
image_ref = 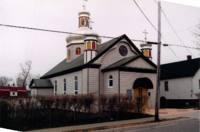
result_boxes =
[65,5,101,62]
[66,7,100,45]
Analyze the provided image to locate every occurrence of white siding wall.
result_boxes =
[192,69,200,99]
[120,71,156,108]
[82,69,88,94]
[88,68,99,95]
[67,44,84,61]
[160,77,193,99]
[50,71,82,95]
[103,71,119,95]
[126,58,155,69]
[31,89,54,96]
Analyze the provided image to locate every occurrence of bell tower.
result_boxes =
[84,35,98,63]
[66,0,100,62]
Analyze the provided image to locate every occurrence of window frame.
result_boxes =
[64,79,66,94]
[108,75,114,88]
[164,81,169,92]
[54,80,57,95]
[75,47,81,55]
[74,76,78,94]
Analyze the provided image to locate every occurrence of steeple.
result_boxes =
[78,0,90,28]
[66,0,101,62]
[140,30,152,59]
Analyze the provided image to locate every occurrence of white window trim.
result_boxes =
[108,75,114,88]
[74,76,78,94]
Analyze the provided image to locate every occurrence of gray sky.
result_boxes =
[0,0,199,79]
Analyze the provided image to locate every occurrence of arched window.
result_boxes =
[108,75,113,88]
[54,80,57,95]
[74,76,78,95]
[64,79,66,94]
[76,47,81,55]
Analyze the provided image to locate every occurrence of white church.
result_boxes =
[30,5,157,108]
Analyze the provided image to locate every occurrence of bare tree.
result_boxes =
[0,76,12,86]
[16,61,32,87]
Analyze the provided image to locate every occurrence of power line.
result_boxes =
[0,23,199,50]
[132,0,158,31]
[159,3,193,55]
[0,23,144,43]
[132,0,179,58]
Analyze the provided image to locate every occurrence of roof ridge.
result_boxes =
[162,57,200,66]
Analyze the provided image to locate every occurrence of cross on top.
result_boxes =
[82,0,88,10]
[143,29,148,42]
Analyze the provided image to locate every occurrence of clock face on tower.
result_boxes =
[119,45,128,56]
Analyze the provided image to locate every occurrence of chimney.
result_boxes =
[187,55,192,60]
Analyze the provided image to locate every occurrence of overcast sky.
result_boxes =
[0,0,199,80]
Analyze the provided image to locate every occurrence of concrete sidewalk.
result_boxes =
[28,108,198,132]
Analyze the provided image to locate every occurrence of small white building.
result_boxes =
[30,6,157,109]
[160,56,200,108]
[29,79,54,96]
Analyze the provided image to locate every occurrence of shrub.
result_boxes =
[0,100,11,127]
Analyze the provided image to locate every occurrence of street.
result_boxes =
[96,110,200,132]
[28,109,200,132]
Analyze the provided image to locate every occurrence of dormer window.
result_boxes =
[76,47,81,55]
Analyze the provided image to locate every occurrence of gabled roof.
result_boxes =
[41,34,152,78]
[102,55,157,73]
[29,79,53,89]
[41,54,84,79]
[161,57,200,80]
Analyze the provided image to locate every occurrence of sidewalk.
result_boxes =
[28,108,198,132]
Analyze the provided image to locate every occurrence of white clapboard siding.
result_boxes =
[50,71,82,95]
[88,68,99,95]
[103,71,119,95]
[126,58,155,69]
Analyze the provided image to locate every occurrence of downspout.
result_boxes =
[118,70,121,103]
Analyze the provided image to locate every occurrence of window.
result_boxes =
[164,81,169,92]
[75,76,78,94]
[64,79,66,94]
[54,80,57,95]
[119,45,128,56]
[76,47,81,55]
[85,41,96,50]
[108,75,113,88]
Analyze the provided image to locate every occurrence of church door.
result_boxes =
[133,77,153,113]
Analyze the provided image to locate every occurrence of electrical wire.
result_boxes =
[0,23,199,50]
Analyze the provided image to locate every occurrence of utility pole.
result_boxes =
[155,0,161,121]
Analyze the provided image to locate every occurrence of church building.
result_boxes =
[30,5,157,108]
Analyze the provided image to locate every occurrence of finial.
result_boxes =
[143,29,148,42]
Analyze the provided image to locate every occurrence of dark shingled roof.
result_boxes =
[41,54,84,79]
[29,79,53,89]
[102,55,140,71]
[102,55,157,73]
[40,34,146,78]
[161,57,200,80]
[41,35,125,79]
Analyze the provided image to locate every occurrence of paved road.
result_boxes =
[96,111,200,132]
[29,109,200,132]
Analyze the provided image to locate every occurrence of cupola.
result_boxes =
[140,30,152,59]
